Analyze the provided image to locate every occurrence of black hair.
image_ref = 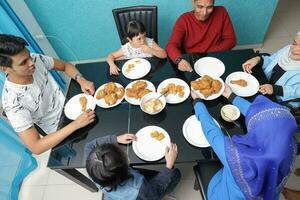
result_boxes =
[126,20,146,40]
[0,34,28,67]
[86,143,130,190]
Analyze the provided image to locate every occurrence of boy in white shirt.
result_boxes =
[0,34,96,155]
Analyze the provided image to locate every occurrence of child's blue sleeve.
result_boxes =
[194,101,228,166]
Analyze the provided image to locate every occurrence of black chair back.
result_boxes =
[112,5,158,45]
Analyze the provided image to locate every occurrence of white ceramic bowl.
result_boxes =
[221,104,240,122]
[140,92,166,115]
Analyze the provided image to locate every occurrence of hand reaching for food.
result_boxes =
[117,133,137,144]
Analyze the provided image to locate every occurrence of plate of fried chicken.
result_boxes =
[64,93,96,120]
[125,80,156,105]
[225,71,259,97]
[157,78,190,104]
[94,82,125,108]
[191,75,225,100]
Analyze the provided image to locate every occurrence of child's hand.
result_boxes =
[242,56,260,74]
[110,64,120,75]
[141,45,152,54]
[117,133,137,144]
[165,143,178,169]
[259,84,273,95]
[222,84,233,99]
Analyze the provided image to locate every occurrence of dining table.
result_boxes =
[47,49,273,192]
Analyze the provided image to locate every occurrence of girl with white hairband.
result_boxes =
[242,31,300,106]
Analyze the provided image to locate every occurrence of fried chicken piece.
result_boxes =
[137,88,151,99]
[150,131,165,141]
[230,79,247,87]
[126,63,135,73]
[132,81,147,90]
[211,80,222,93]
[126,88,139,99]
[134,59,142,64]
[104,93,117,105]
[104,82,117,93]
[79,96,87,112]
[96,89,106,100]
[200,88,215,98]
[115,87,125,99]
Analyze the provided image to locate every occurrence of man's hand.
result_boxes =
[178,59,193,72]
[191,90,201,100]
[78,78,95,95]
[242,56,261,74]
[72,109,96,130]
[165,143,178,169]
[259,84,273,95]
[117,133,137,144]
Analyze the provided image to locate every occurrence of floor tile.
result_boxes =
[19,185,45,200]
[43,184,102,200]
[173,179,202,200]
[255,36,293,54]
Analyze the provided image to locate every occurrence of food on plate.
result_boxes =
[150,130,165,141]
[125,63,135,73]
[96,89,106,100]
[134,59,142,64]
[104,93,117,106]
[230,79,247,87]
[79,96,87,112]
[160,83,185,98]
[143,98,163,114]
[191,75,222,98]
[96,82,124,105]
[126,81,153,99]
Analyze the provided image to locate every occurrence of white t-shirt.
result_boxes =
[120,37,153,60]
[2,53,65,134]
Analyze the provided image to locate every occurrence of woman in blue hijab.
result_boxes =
[191,85,298,200]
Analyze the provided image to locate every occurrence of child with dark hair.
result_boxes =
[107,20,167,75]
[85,133,181,200]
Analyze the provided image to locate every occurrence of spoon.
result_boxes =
[221,109,241,128]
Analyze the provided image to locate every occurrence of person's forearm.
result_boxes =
[63,62,82,80]
[32,122,78,154]
[107,54,116,66]
[229,95,251,116]
[149,48,167,58]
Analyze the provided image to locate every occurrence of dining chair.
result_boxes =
[0,118,37,200]
[193,160,223,200]
[112,5,158,45]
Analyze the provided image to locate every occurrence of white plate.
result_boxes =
[122,58,151,79]
[194,57,225,77]
[124,80,156,105]
[94,82,125,108]
[64,93,96,120]
[157,78,190,104]
[225,71,259,97]
[182,115,219,147]
[191,77,225,100]
[132,126,171,161]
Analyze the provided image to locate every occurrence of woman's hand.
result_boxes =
[259,84,274,95]
[222,84,233,99]
[165,143,178,169]
[109,64,120,76]
[78,78,95,95]
[72,109,96,130]
[191,90,201,100]
[242,56,261,74]
[117,133,137,144]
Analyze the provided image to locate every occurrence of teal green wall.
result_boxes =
[24,0,278,61]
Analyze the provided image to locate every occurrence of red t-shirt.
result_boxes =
[166,6,236,63]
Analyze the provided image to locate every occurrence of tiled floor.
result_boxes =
[19,0,300,199]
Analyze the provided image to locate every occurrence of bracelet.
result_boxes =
[74,73,83,81]
[175,57,183,65]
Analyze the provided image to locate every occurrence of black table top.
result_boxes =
[48,49,271,169]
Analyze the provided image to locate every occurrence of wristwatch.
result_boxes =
[74,73,83,81]
[175,57,183,65]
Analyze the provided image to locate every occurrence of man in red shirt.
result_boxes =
[166,0,236,72]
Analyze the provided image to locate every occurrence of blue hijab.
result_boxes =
[225,95,298,200]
